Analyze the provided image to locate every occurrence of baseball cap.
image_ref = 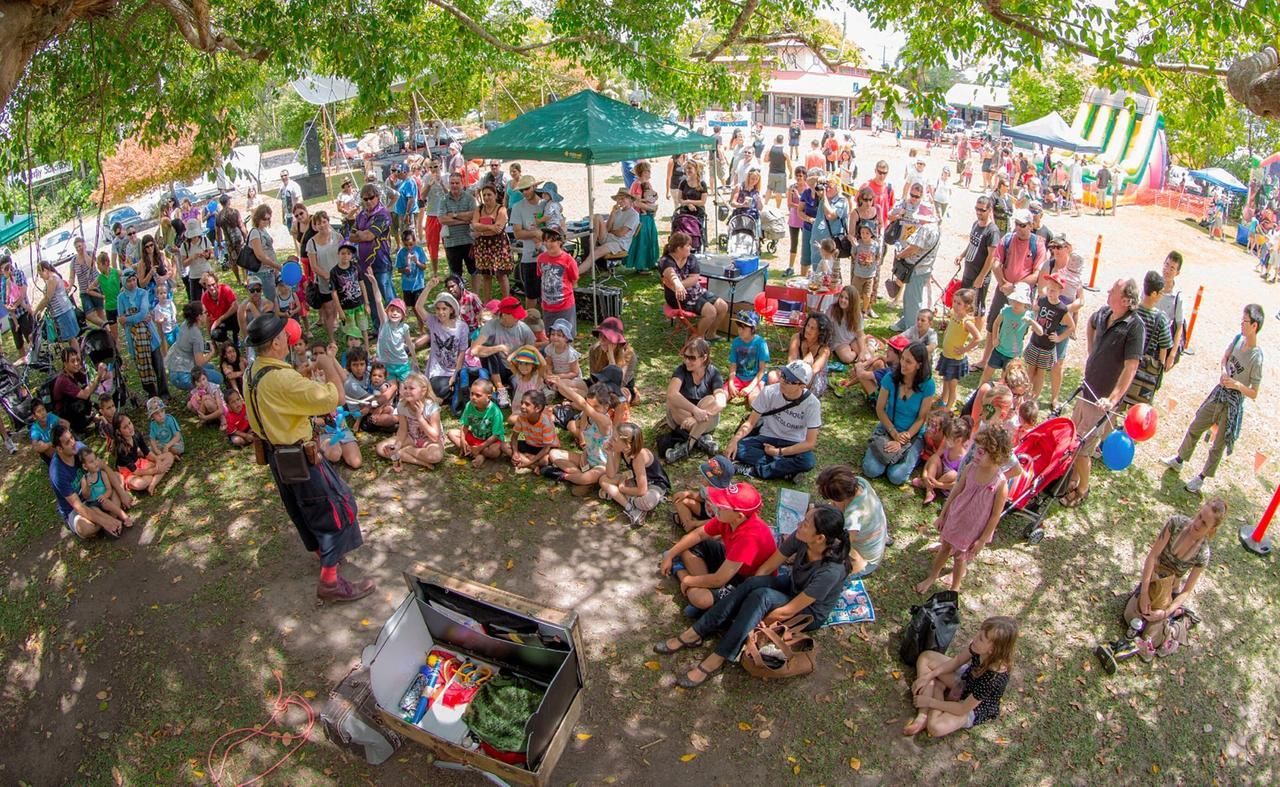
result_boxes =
[145,397,166,416]
[699,455,735,489]
[1048,232,1070,247]
[496,296,527,320]
[338,242,357,255]
[888,334,912,352]
[1012,208,1033,225]
[732,310,759,329]
[1028,201,1043,215]
[777,360,813,386]
[706,482,762,514]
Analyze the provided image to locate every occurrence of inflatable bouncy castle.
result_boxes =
[1065,88,1169,207]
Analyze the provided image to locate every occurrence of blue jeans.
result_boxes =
[170,364,224,390]
[452,366,490,416]
[372,268,395,333]
[693,575,808,660]
[256,268,277,301]
[892,265,931,332]
[800,227,813,268]
[861,433,923,485]
[736,435,816,480]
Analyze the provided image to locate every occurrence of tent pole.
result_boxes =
[711,147,719,249]
[587,163,597,324]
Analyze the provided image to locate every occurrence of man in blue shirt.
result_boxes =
[391,165,419,253]
[48,423,123,539]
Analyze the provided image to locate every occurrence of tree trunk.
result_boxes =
[0,0,116,115]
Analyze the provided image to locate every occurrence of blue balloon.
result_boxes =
[280,261,303,287]
[1100,431,1135,472]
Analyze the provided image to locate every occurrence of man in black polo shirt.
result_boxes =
[1064,278,1145,507]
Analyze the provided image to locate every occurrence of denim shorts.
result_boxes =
[988,349,1014,370]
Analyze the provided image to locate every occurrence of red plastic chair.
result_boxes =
[663,303,700,347]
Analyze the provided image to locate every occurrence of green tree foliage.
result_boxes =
[1008,57,1092,125]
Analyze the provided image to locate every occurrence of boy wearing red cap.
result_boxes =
[471,296,536,408]
[658,482,778,613]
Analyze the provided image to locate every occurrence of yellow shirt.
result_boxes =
[941,317,971,361]
[245,357,340,445]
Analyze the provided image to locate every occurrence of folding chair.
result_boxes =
[663,303,700,348]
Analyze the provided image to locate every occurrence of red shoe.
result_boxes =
[317,576,375,603]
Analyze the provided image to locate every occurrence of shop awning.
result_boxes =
[0,214,35,248]
[766,71,865,98]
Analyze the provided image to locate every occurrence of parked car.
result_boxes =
[333,137,361,161]
[38,228,77,264]
[945,117,965,134]
[93,205,156,248]
[971,120,989,134]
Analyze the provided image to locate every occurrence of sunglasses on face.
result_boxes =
[876,169,888,175]
[362,196,376,202]
[248,286,262,293]
[858,196,873,203]
[682,354,702,361]
[975,205,989,211]
[128,231,137,236]
[1014,221,1028,228]
[909,192,923,199]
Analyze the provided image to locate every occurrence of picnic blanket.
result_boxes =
[823,577,875,627]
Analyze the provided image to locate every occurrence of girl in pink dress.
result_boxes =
[916,425,1011,594]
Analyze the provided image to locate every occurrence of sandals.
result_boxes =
[677,659,724,689]
[653,632,703,655]
[1061,486,1089,508]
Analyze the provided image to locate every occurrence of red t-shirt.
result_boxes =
[536,251,579,312]
[704,513,778,580]
[992,233,1047,284]
[863,178,896,226]
[225,404,250,435]
[201,284,237,323]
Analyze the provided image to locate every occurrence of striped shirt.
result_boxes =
[513,409,558,447]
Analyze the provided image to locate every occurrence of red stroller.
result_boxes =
[1004,416,1079,543]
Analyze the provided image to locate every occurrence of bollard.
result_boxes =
[1184,285,1205,349]
[1240,482,1279,556]
[1085,234,1103,291]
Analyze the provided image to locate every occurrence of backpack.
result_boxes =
[237,230,263,272]
[899,590,961,665]
[999,230,1039,263]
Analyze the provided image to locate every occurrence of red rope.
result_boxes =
[207,669,316,787]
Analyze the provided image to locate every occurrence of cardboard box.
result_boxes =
[363,564,585,786]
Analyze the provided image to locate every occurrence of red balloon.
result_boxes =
[759,298,779,319]
[754,292,769,313]
[1124,403,1158,442]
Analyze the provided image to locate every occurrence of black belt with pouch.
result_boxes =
[248,364,313,483]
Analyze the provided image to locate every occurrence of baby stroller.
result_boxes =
[671,212,705,253]
[80,327,138,411]
[1002,416,1080,544]
[759,206,786,255]
[719,209,761,257]
[0,355,38,429]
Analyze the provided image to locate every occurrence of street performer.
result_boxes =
[243,312,375,603]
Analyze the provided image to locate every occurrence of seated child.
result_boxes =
[447,378,506,467]
[146,397,184,457]
[1015,400,1040,443]
[28,400,61,460]
[220,343,245,397]
[914,415,972,504]
[902,307,939,359]
[726,310,769,406]
[598,421,670,528]
[224,389,254,447]
[810,237,840,290]
[673,454,735,532]
[919,407,951,464]
[452,344,490,417]
[275,278,302,322]
[93,362,116,401]
[187,367,226,430]
[77,446,134,529]
[376,372,443,470]
[364,361,399,431]
[542,378,619,490]
[854,334,909,397]
[542,319,587,398]
[94,397,117,453]
[507,345,549,411]
[508,389,558,473]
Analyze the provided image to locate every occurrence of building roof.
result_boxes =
[945,83,1011,109]
[767,70,866,98]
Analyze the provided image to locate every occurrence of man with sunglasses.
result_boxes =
[986,208,1047,332]
[278,170,303,231]
[421,159,447,272]
[957,195,1000,316]
[888,199,941,334]
[351,184,393,331]
[201,272,240,349]
[862,161,896,308]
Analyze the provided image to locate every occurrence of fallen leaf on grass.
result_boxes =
[691,732,710,752]
[303,690,317,699]
[576,733,592,741]
[792,764,801,775]
[643,661,661,670]
[738,721,752,731]
[170,575,183,584]
[360,618,371,627]
[849,757,861,771]
[852,668,867,678]
[842,719,856,732]
[891,670,902,680]
[957,751,973,762]
[96,691,109,700]
[758,730,772,739]
[505,559,515,570]
[1151,765,1161,774]
[679,754,696,762]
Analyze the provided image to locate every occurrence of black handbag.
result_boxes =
[899,590,961,665]
[831,216,853,259]
[237,231,263,272]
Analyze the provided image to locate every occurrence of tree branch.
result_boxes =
[699,0,761,62]
[696,31,853,72]
[422,0,591,52]
[151,0,266,61]
[981,0,1228,77]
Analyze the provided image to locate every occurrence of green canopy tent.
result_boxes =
[462,90,718,322]
[0,214,36,248]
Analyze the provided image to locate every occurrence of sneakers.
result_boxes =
[3,437,16,454]
[733,461,757,478]
[1185,474,1205,494]
[665,440,692,463]
[692,434,718,457]
[624,503,647,529]
[1162,454,1184,472]
[494,386,512,409]
[317,576,376,604]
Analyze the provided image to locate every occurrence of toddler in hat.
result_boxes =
[146,397,184,457]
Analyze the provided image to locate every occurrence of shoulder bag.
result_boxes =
[247,363,311,482]
[742,614,817,679]
[736,389,812,436]
[237,229,264,273]
[831,214,853,259]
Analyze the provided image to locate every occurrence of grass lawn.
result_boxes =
[1,266,1278,785]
